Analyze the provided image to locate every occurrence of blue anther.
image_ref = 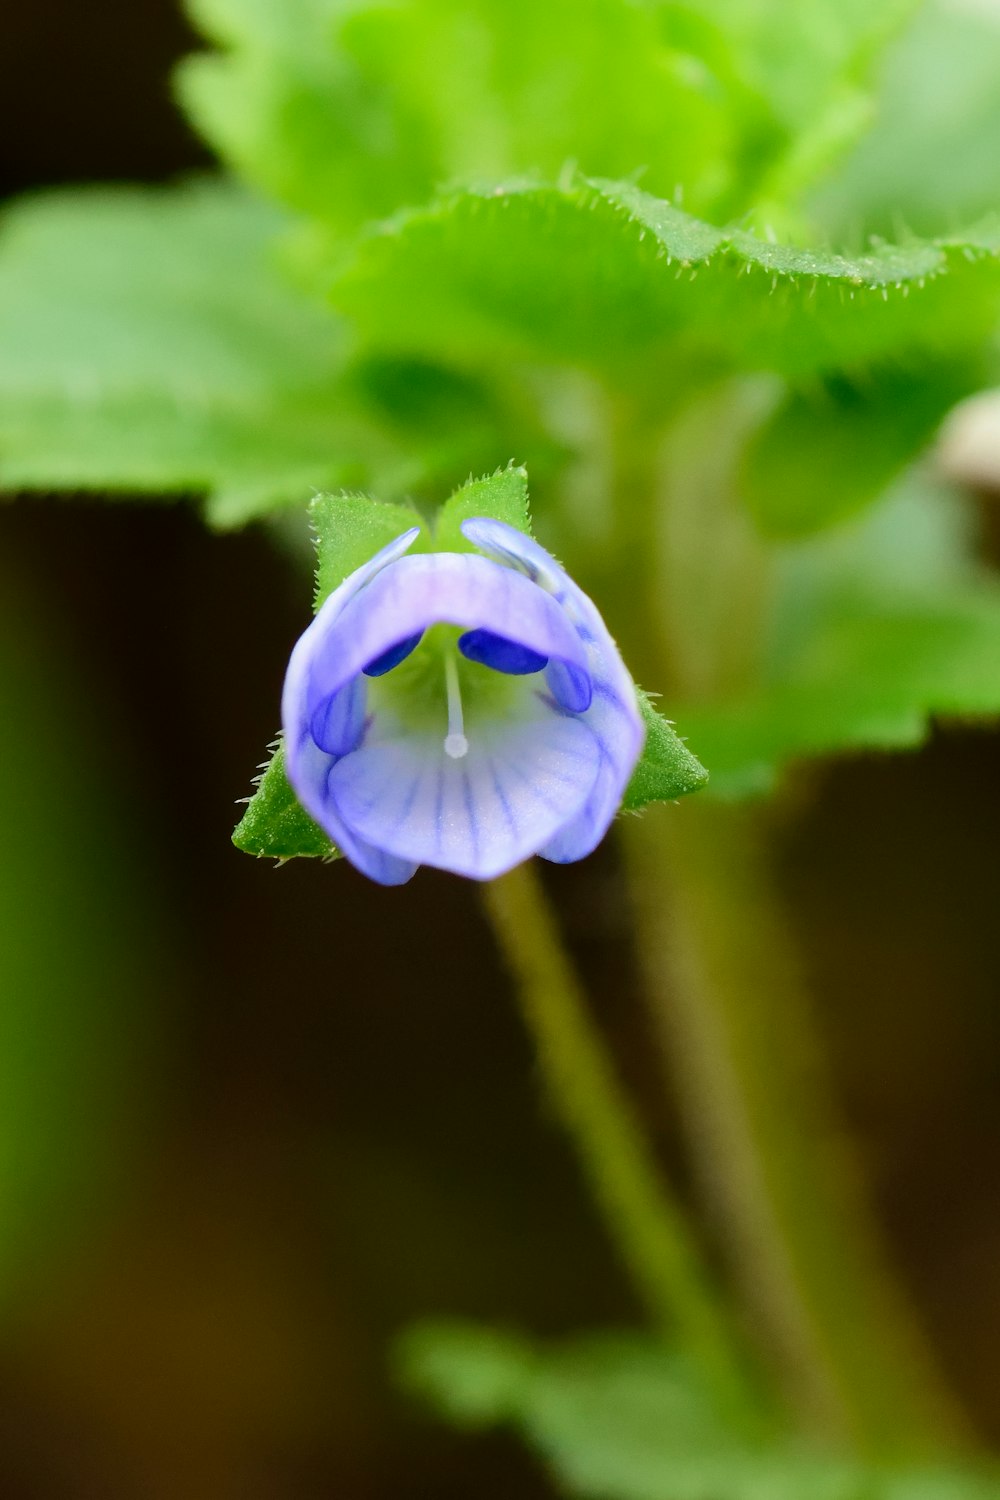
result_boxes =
[363,631,424,677]
[458,629,549,676]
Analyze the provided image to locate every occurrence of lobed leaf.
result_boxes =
[333,177,1000,387]
[0,179,382,527]
[0,179,554,528]
[178,0,733,231]
[178,0,927,238]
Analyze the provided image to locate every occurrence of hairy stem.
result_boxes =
[625,801,971,1457]
[482,862,762,1430]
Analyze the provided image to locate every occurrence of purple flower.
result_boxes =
[281,518,644,884]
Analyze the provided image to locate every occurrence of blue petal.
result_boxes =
[325,823,418,886]
[310,675,367,756]
[282,549,592,881]
[546,660,593,713]
[276,734,417,885]
[281,522,646,881]
[363,630,424,677]
[460,518,567,597]
[458,629,548,675]
[462,517,645,859]
[282,523,419,759]
[540,680,641,862]
[326,706,602,880]
[289,552,591,725]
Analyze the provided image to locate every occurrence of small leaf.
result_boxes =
[232,743,339,860]
[623,694,710,812]
[400,1322,1000,1500]
[433,464,531,552]
[397,1321,535,1428]
[311,491,426,609]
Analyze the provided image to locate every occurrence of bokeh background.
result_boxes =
[1,2,1000,1495]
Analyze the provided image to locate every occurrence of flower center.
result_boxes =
[443,653,469,760]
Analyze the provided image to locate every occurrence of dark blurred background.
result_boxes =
[1,3,1000,1495]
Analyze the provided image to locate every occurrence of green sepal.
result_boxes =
[0,181,360,528]
[311,491,427,609]
[237,491,428,860]
[232,742,340,860]
[433,464,531,551]
[622,693,710,811]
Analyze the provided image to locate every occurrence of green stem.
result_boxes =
[482,862,762,1431]
[625,801,971,1457]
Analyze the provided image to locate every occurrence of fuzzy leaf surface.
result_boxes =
[333,178,1000,387]
[232,743,339,859]
[311,491,427,607]
[624,695,709,811]
[179,0,732,231]
[434,464,532,552]
[0,179,378,527]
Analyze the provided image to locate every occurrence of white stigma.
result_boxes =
[443,653,469,759]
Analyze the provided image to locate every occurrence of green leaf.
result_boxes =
[684,473,1000,798]
[0,178,377,527]
[740,363,979,539]
[0,179,550,528]
[398,1321,535,1428]
[623,694,709,811]
[333,177,1000,387]
[311,491,427,608]
[232,742,339,859]
[811,0,1000,242]
[433,464,531,552]
[401,1321,1000,1500]
[178,0,733,232]
[679,0,914,130]
[178,0,925,238]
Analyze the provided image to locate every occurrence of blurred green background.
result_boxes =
[2,1,1000,1495]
